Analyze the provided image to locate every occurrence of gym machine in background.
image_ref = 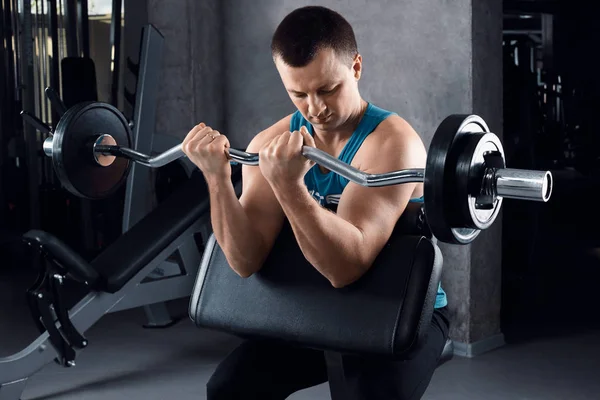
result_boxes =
[0,23,215,400]
[0,0,93,245]
[1,0,161,256]
[502,2,600,340]
[2,0,193,322]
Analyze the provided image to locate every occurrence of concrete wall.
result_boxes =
[468,0,504,346]
[124,0,504,355]
[145,0,223,139]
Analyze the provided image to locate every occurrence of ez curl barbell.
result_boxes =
[22,100,552,245]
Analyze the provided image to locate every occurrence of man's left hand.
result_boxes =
[259,126,316,189]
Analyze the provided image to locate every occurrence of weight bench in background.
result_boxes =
[0,168,242,400]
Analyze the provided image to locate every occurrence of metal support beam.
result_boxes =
[19,0,41,229]
[109,0,122,106]
[63,0,78,57]
[48,0,60,124]
[77,0,89,58]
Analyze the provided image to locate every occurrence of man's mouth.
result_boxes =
[312,115,331,123]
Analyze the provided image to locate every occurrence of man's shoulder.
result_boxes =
[357,114,426,169]
[371,113,422,148]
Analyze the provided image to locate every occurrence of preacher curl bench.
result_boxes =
[189,201,455,399]
[0,167,241,400]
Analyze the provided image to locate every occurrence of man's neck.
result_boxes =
[313,99,369,145]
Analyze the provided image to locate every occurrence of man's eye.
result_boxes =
[320,87,336,95]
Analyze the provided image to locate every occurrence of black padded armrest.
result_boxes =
[23,166,241,295]
[22,230,102,288]
[190,222,443,359]
[92,166,242,293]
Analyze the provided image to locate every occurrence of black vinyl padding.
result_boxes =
[93,171,211,293]
[190,204,444,359]
[23,230,103,287]
[23,166,241,293]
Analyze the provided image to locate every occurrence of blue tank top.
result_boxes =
[291,103,447,309]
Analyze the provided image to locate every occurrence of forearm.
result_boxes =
[206,176,267,277]
[273,182,367,287]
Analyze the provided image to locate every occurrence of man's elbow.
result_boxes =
[328,264,369,289]
[330,278,352,289]
[228,257,263,279]
[234,268,255,279]
[232,262,262,279]
[225,248,268,279]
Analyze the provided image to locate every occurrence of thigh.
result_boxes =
[332,307,451,400]
[207,339,328,400]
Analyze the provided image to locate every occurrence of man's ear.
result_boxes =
[352,53,362,80]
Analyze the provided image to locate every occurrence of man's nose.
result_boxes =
[308,95,326,117]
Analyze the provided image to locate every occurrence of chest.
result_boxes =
[313,137,357,174]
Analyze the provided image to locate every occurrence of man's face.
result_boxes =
[275,48,362,131]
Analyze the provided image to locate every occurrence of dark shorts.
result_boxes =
[207,307,450,400]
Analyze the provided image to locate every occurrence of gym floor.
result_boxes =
[2,272,600,400]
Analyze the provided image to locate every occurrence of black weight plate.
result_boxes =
[53,102,131,199]
[424,115,490,244]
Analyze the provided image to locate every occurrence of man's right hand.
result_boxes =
[182,122,231,182]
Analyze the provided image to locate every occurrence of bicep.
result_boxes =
[336,124,426,261]
[337,181,417,254]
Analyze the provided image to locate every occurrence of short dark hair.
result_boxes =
[271,6,358,67]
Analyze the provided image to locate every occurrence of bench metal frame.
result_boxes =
[0,213,211,400]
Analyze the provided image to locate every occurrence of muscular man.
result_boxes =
[183,6,450,400]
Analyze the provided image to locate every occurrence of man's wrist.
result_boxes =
[271,178,304,200]
[272,179,317,218]
[205,173,233,192]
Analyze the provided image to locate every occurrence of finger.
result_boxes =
[266,133,284,150]
[182,122,207,149]
[289,129,304,152]
[299,126,316,147]
[275,131,291,146]
[207,132,227,148]
[187,127,216,154]
[260,134,280,159]
[211,135,229,150]
[196,127,218,145]
[203,130,221,144]
[183,124,206,154]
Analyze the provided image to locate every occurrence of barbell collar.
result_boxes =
[43,136,53,157]
[92,135,118,167]
[492,168,553,202]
